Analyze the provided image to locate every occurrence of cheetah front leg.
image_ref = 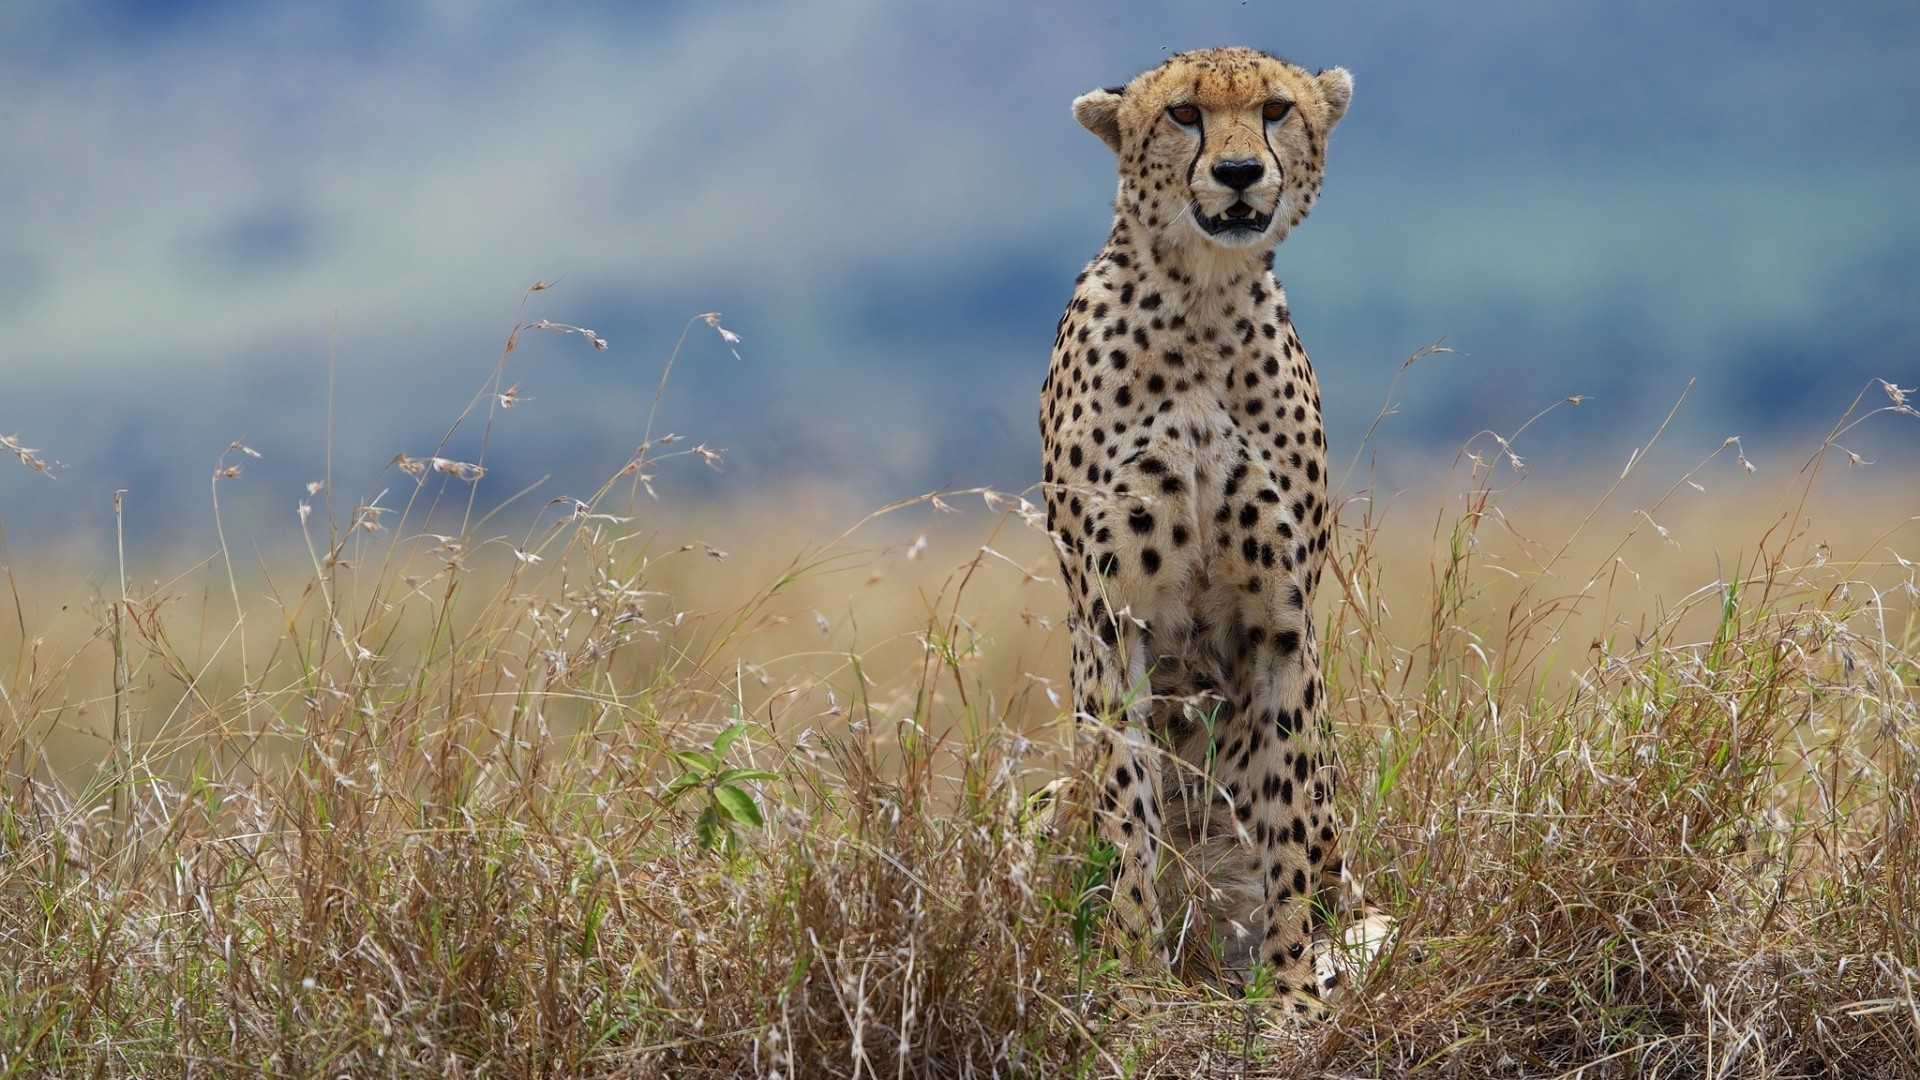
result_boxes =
[1068,600,1170,969]
[1209,577,1334,1013]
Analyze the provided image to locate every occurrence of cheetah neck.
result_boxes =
[1110,214,1279,320]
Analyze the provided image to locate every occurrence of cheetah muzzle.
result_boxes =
[1039,46,1384,1019]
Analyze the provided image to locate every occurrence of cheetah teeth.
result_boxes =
[1195,201,1274,237]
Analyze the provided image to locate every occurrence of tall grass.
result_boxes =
[0,296,1914,1077]
[1319,375,1920,1078]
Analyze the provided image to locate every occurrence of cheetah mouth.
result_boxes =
[1195,200,1274,238]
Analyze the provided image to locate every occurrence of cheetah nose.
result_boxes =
[1210,159,1264,191]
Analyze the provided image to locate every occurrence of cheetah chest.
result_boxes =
[1049,317,1324,633]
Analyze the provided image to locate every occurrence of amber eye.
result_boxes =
[1167,104,1200,126]
[1263,99,1293,122]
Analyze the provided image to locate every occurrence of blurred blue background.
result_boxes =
[3,0,1917,555]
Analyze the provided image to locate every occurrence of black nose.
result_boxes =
[1210,159,1264,191]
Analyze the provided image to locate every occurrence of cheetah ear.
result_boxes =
[1314,67,1353,131]
[1072,87,1125,154]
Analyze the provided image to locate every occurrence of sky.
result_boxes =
[3,0,1918,555]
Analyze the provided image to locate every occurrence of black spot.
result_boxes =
[1128,508,1155,534]
[1092,603,1118,647]
[1140,548,1161,574]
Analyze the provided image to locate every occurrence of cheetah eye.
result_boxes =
[1262,100,1293,123]
[1167,104,1200,126]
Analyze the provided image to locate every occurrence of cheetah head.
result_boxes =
[1074,47,1351,262]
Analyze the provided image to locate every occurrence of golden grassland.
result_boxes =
[1,305,1916,1077]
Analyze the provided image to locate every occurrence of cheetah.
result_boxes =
[1040,47,1364,1013]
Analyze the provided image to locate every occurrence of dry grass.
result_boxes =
[0,296,1915,1078]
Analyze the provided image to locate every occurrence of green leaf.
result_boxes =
[710,722,750,759]
[713,784,764,828]
[671,749,717,773]
[662,771,704,801]
[716,768,779,785]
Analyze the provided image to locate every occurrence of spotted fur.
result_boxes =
[1040,47,1358,1014]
